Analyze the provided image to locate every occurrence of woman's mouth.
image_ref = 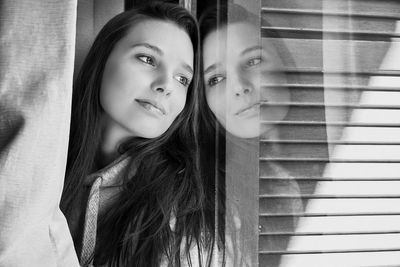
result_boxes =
[235,102,260,117]
[135,99,166,116]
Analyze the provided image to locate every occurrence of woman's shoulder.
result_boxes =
[69,153,134,255]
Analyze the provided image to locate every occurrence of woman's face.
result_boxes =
[202,22,289,138]
[100,19,194,139]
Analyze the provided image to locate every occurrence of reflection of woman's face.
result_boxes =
[203,22,289,138]
[100,19,194,139]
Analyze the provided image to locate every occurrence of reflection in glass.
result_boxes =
[199,3,303,266]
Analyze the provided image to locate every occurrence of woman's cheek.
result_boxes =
[206,88,228,124]
[172,89,188,117]
[177,94,187,115]
[205,88,218,115]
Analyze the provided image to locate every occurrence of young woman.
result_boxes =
[61,3,216,266]
[199,4,303,266]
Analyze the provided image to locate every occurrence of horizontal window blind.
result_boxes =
[260,0,400,266]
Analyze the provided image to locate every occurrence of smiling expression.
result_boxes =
[100,19,194,140]
[202,22,290,138]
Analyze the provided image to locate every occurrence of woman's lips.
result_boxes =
[235,102,260,117]
[135,98,166,116]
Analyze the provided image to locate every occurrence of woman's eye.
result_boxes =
[137,55,155,66]
[246,57,262,67]
[208,76,225,87]
[176,76,190,86]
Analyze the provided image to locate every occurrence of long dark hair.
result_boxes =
[61,2,214,266]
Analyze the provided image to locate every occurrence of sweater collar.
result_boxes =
[85,152,132,187]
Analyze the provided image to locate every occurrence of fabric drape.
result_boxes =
[0,1,79,266]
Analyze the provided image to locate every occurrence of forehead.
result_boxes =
[202,22,259,64]
[118,19,194,65]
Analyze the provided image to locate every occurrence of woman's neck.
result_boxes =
[98,116,134,168]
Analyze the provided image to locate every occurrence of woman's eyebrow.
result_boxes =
[130,43,163,56]
[204,63,220,75]
[131,43,192,74]
[182,63,193,76]
[240,45,262,56]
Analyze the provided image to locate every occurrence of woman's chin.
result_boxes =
[225,123,281,139]
[225,124,260,139]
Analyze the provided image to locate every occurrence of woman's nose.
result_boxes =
[151,72,173,96]
[235,87,251,96]
[154,86,170,95]
[231,71,254,97]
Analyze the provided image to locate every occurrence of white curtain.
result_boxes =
[0,1,79,266]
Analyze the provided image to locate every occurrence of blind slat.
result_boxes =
[259,215,400,232]
[259,194,400,199]
[260,177,400,181]
[260,176,400,182]
[260,158,400,163]
[260,140,400,145]
[262,84,400,92]
[260,230,400,236]
[261,7,400,20]
[281,69,400,76]
[259,212,400,217]
[259,248,400,255]
[261,102,400,109]
[261,121,400,127]
[260,235,400,252]
[262,26,400,40]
